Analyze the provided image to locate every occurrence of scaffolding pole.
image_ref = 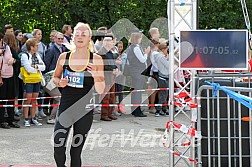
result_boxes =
[167,0,198,166]
[168,1,175,166]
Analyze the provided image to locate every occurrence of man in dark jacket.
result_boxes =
[44,32,66,73]
[98,35,118,121]
[42,32,66,120]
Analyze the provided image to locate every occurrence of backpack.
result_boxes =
[18,52,39,62]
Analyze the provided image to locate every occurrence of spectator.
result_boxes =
[62,24,72,44]
[22,30,46,60]
[0,32,20,129]
[109,32,118,54]
[20,38,45,127]
[43,32,66,124]
[4,33,19,55]
[115,41,127,113]
[31,29,46,60]
[4,24,14,34]
[31,29,47,118]
[21,33,33,48]
[17,33,33,113]
[98,35,118,121]
[14,30,23,53]
[94,26,107,51]
[154,39,169,117]
[93,26,107,113]
[47,30,58,49]
[127,30,150,117]
[44,32,66,73]
[3,33,21,117]
[148,27,160,40]
[148,38,160,114]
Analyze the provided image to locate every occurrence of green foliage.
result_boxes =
[0,0,168,43]
[0,0,251,43]
[0,0,70,42]
[198,0,252,29]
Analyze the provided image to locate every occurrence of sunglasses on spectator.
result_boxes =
[57,38,64,40]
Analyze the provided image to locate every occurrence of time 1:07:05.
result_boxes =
[194,46,238,55]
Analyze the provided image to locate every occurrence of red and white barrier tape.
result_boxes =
[177,141,191,147]
[0,103,168,108]
[0,96,61,102]
[162,128,192,148]
[0,103,199,108]
[174,99,198,123]
[94,87,172,95]
[162,121,201,166]
[174,91,190,99]
[162,121,201,146]
[94,103,169,107]
[162,121,201,157]
[162,92,200,165]
[0,90,194,102]
[94,102,198,107]
[170,150,200,167]
[166,121,201,139]
[0,104,59,108]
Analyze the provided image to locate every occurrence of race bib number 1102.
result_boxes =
[64,69,84,88]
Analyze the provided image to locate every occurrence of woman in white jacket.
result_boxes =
[20,38,45,127]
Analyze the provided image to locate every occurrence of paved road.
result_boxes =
[0,107,191,167]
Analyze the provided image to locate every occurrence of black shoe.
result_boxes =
[159,111,165,116]
[134,113,147,117]
[132,108,142,116]
[9,122,20,128]
[43,109,50,116]
[0,122,10,129]
[14,115,20,121]
[131,111,136,116]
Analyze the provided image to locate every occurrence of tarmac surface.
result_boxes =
[0,105,191,167]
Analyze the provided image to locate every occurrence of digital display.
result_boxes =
[179,30,248,69]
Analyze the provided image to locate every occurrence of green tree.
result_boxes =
[0,0,251,43]
[0,0,168,43]
[198,0,252,29]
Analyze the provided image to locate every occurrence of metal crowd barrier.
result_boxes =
[196,85,252,167]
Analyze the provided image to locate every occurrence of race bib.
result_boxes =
[64,69,84,88]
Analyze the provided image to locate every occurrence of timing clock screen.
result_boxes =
[179,30,248,69]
